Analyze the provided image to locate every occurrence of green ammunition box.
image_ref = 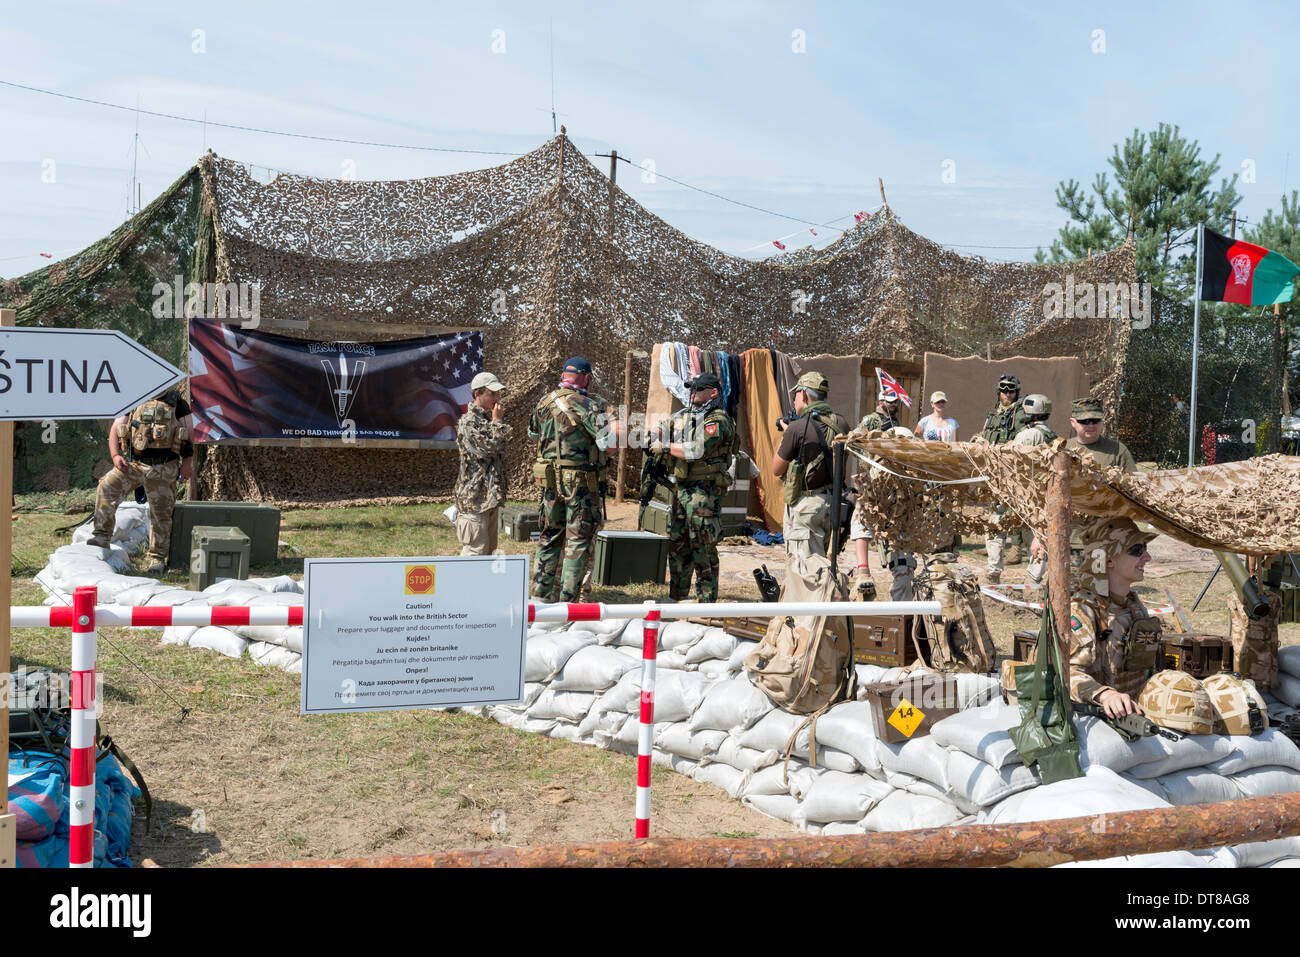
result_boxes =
[169,502,280,569]
[499,505,542,542]
[190,525,251,591]
[592,530,668,587]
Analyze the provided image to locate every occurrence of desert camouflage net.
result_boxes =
[4,134,1135,503]
[845,431,1300,555]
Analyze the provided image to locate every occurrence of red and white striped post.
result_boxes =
[634,600,660,839]
[69,586,98,868]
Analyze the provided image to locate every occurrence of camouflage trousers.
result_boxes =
[668,482,723,602]
[532,483,602,602]
[87,458,180,565]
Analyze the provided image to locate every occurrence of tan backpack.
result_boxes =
[914,555,996,674]
[744,555,857,771]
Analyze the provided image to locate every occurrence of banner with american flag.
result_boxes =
[875,367,913,408]
[188,319,480,442]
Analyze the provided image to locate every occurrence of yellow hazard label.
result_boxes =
[1166,652,1180,669]
[887,698,926,738]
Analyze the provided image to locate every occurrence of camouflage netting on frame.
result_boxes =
[845,431,1300,556]
[0,169,203,492]
[3,133,1135,502]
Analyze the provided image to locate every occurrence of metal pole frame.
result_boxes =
[1189,222,1204,467]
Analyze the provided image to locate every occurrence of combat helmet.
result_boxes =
[1023,394,1052,416]
[1203,673,1267,736]
[1137,670,1215,734]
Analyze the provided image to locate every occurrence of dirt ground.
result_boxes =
[11,497,1292,866]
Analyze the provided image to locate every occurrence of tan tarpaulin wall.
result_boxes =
[922,354,1089,441]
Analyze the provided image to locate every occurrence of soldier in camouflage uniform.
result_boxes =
[87,389,194,573]
[1065,396,1137,565]
[528,357,624,602]
[453,371,512,556]
[650,373,737,602]
[849,388,915,600]
[1066,517,1161,718]
[982,373,1030,583]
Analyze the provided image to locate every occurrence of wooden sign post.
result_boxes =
[1,307,13,868]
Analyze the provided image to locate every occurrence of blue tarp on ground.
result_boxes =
[8,749,139,867]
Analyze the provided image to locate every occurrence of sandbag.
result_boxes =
[247,641,301,670]
[1280,644,1300,680]
[820,820,869,835]
[980,765,1169,825]
[187,626,248,658]
[744,764,797,798]
[111,582,173,606]
[931,702,1022,769]
[705,739,776,773]
[548,722,586,743]
[585,618,630,644]
[1134,768,1239,806]
[1233,836,1300,867]
[795,770,894,824]
[526,689,598,723]
[659,621,708,652]
[1228,765,1300,798]
[809,701,882,773]
[524,631,599,682]
[692,762,746,799]
[576,706,627,739]
[1123,733,1237,780]
[737,709,804,753]
[697,659,735,679]
[785,764,825,802]
[160,625,198,646]
[876,735,951,791]
[727,640,760,673]
[685,627,739,665]
[550,645,638,692]
[689,675,775,733]
[945,750,1040,809]
[656,724,726,762]
[1074,716,1163,773]
[1271,671,1300,708]
[741,792,800,823]
[519,715,559,735]
[600,669,713,722]
[863,791,963,832]
[1207,727,1300,776]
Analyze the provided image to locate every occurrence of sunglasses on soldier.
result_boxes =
[1076,418,1102,426]
[1126,543,1149,557]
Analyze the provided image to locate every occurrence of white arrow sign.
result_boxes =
[0,327,184,420]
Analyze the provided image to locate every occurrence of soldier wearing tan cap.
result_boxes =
[453,371,511,555]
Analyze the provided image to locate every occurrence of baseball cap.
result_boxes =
[790,371,829,395]
[471,372,505,392]
[563,356,592,375]
[930,391,948,403]
[688,372,721,392]
[1072,397,1104,419]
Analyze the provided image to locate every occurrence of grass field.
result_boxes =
[8,492,1293,865]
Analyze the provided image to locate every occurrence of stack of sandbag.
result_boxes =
[476,618,1300,866]
[37,504,153,600]
[1273,646,1300,708]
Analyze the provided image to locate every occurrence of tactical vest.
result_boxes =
[669,407,738,486]
[982,399,1025,444]
[783,402,845,506]
[125,400,184,456]
[533,387,607,472]
[1026,422,1057,443]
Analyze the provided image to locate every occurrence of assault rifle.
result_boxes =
[1073,701,1182,742]
[637,450,671,530]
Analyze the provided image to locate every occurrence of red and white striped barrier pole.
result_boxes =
[635,600,660,840]
[69,586,97,868]
[10,604,305,628]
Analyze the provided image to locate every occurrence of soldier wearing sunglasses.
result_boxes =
[1064,397,1137,563]
[1065,518,1160,719]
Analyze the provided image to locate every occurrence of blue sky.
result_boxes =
[2,0,1297,278]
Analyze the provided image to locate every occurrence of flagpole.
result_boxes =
[1188,222,1204,467]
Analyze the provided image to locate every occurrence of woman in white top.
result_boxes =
[914,391,959,442]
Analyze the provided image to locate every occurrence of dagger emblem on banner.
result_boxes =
[321,347,367,426]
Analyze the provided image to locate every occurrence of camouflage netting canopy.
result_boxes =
[3,133,1136,502]
[845,431,1300,556]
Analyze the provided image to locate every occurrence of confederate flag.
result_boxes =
[1200,226,1299,305]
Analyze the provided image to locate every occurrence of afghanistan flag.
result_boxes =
[1200,226,1300,305]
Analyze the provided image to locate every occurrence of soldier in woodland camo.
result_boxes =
[454,372,512,556]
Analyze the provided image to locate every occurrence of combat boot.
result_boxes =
[982,570,1001,587]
